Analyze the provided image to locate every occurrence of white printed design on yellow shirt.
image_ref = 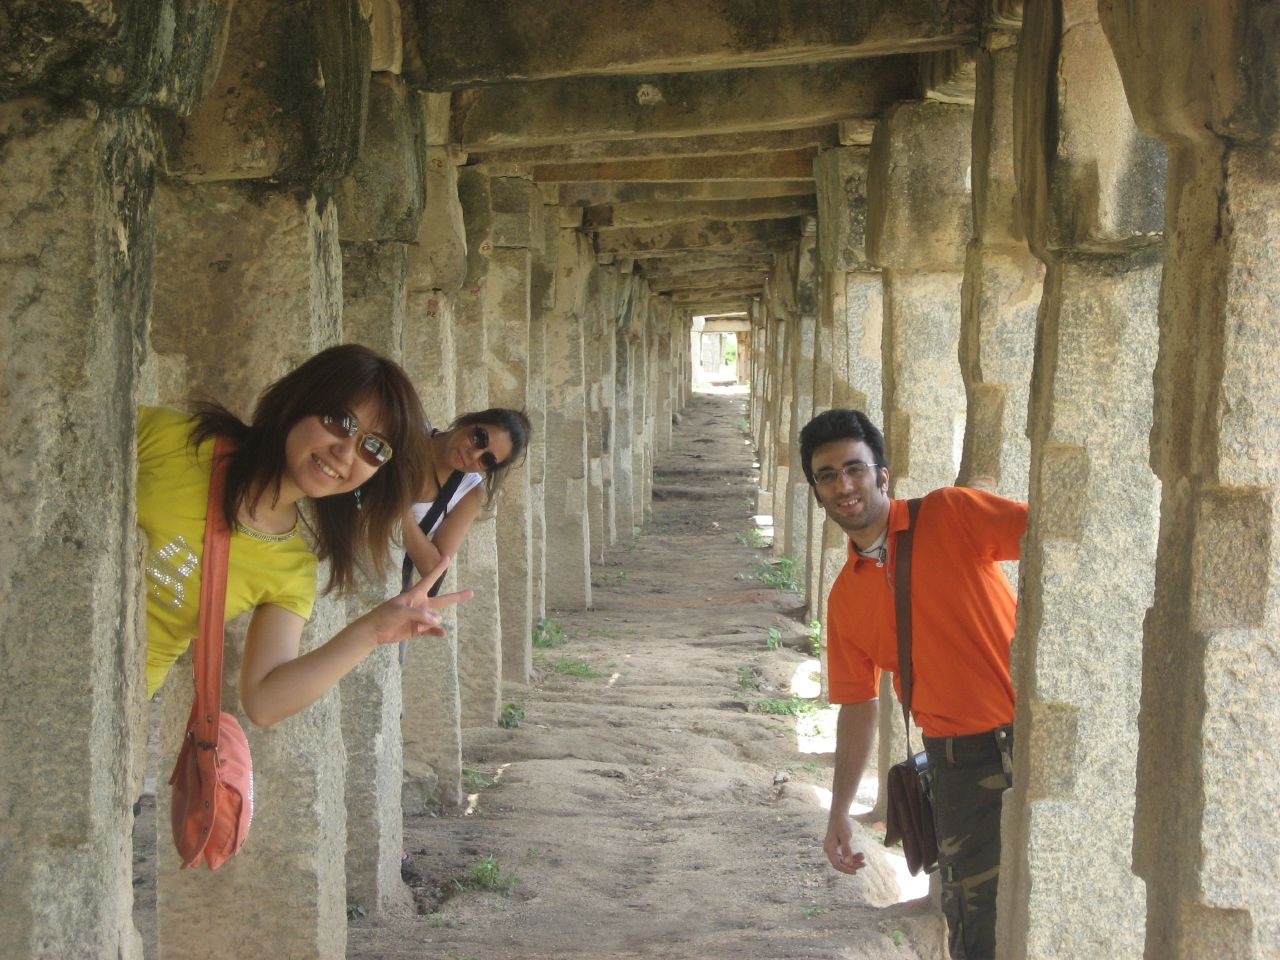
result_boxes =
[146,534,200,611]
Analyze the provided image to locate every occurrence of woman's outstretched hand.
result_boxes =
[369,556,474,643]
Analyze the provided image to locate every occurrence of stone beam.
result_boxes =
[671,286,762,303]
[415,0,975,87]
[643,252,775,274]
[471,125,837,166]
[586,196,817,229]
[652,271,769,292]
[455,57,919,149]
[558,179,814,206]
[595,217,802,257]
[531,148,816,183]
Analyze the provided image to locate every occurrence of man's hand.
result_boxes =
[824,813,867,875]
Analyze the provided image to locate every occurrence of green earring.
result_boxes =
[354,487,363,511]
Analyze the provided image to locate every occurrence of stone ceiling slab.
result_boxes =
[414,0,976,87]
[596,217,802,257]
[471,125,837,165]
[557,180,815,206]
[587,196,817,229]
[454,57,919,149]
[532,148,816,183]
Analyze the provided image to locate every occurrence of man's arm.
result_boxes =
[824,698,879,875]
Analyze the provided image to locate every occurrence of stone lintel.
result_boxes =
[470,124,838,166]
[532,148,817,183]
[455,57,919,149]
[671,286,762,303]
[586,196,817,229]
[416,0,975,88]
[653,271,769,292]
[558,179,815,206]
[919,46,978,104]
[594,217,802,257]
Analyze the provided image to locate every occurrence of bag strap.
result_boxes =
[894,497,924,763]
[401,468,466,593]
[195,436,234,745]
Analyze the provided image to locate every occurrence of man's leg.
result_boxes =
[925,729,1013,960]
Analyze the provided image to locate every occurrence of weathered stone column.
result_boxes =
[485,176,539,687]
[766,249,800,551]
[544,220,595,609]
[866,99,973,498]
[401,91,466,808]
[453,168,504,726]
[585,264,617,556]
[614,297,639,539]
[806,267,836,621]
[334,68,422,920]
[631,285,653,525]
[653,296,676,452]
[149,181,348,957]
[996,3,1165,956]
[1102,4,1280,957]
[0,97,157,960]
[958,27,1042,505]
[528,201,557,623]
[784,229,820,573]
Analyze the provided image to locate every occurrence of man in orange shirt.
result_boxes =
[799,409,1027,960]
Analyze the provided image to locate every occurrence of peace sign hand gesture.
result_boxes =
[367,555,474,644]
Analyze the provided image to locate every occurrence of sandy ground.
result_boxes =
[134,388,944,959]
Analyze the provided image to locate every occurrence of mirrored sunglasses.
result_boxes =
[320,414,394,467]
[469,425,499,472]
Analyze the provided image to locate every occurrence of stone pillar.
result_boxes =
[544,221,595,609]
[957,31,1042,506]
[806,267,835,621]
[996,3,1166,956]
[485,176,538,687]
[0,97,156,960]
[401,92,466,808]
[784,230,819,579]
[614,306,638,540]
[528,203,556,623]
[631,287,652,525]
[866,99,973,498]
[333,68,423,919]
[585,265,616,557]
[1102,3,1280,957]
[453,168,503,726]
[767,249,800,552]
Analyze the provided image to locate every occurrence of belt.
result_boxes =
[922,724,1013,767]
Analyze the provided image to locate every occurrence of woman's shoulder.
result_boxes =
[137,406,202,465]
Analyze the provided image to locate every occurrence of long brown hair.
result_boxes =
[191,345,430,593]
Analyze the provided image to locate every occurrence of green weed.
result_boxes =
[891,930,906,947]
[544,656,604,679]
[807,620,822,658]
[752,695,819,718]
[736,665,762,691]
[499,703,525,729]
[735,416,751,433]
[462,768,497,790]
[766,627,783,651]
[754,555,801,592]
[804,905,828,919]
[457,855,520,896]
[735,528,770,549]
[532,617,567,648]
[346,897,366,920]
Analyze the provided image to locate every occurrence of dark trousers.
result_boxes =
[922,725,1014,960]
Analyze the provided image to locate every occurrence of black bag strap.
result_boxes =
[401,469,466,593]
[894,497,924,763]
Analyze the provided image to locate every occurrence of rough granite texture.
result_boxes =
[0,96,155,960]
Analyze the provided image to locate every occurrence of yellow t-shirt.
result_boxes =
[137,407,318,697]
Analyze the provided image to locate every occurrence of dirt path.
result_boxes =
[351,390,942,960]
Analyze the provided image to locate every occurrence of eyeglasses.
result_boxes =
[468,426,500,472]
[320,414,394,467]
[812,461,878,487]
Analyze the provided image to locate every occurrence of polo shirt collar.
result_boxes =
[845,497,907,566]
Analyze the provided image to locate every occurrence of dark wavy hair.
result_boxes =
[449,408,533,503]
[191,344,430,594]
[797,409,888,486]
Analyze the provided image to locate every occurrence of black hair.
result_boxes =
[797,409,888,485]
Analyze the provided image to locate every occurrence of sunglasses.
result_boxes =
[468,425,500,472]
[320,414,394,467]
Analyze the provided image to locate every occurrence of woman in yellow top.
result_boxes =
[137,344,471,727]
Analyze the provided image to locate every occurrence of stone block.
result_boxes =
[368,0,403,73]
[456,518,502,727]
[342,241,408,350]
[882,270,966,496]
[161,0,371,183]
[1101,0,1280,145]
[972,45,1026,247]
[157,604,348,960]
[0,0,232,114]
[814,146,871,272]
[0,97,156,960]
[866,100,974,272]
[409,141,467,295]
[841,271,884,423]
[151,182,343,417]
[1015,0,1165,255]
[335,75,424,242]
[401,607,463,809]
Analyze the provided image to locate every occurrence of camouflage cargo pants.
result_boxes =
[922,725,1014,960]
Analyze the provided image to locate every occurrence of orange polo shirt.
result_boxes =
[826,486,1028,738]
